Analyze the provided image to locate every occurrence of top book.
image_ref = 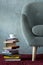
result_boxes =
[6,38,19,41]
[4,34,19,44]
[4,39,19,43]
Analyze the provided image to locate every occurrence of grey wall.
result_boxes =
[0,0,43,54]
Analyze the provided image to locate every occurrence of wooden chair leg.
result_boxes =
[32,46,37,61]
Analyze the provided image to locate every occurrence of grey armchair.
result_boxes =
[21,2,43,61]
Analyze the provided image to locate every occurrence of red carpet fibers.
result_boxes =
[0,54,43,65]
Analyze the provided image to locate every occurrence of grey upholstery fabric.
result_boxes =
[32,25,43,36]
[31,37,43,46]
[22,2,43,46]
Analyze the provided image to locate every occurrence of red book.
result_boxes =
[3,46,20,50]
[12,46,20,49]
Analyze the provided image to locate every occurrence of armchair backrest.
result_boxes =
[22,2,43,28]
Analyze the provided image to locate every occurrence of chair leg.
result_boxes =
[32,46,37,61]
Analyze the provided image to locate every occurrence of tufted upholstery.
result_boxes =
[32,25,43,36]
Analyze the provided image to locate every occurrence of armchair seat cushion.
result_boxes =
[32,25,43,36]
[31,37,43,46]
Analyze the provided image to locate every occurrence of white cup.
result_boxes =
[9,34,16,38]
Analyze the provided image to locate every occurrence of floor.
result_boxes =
[0,54,43,65]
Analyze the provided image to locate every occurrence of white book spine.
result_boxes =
[5,59,21,61]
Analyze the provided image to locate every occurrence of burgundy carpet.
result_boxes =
[0,54,43,65]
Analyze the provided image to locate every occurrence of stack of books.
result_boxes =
[2,36,21,61]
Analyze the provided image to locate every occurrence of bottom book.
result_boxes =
[4,58,21,61]
[5,59,21,61]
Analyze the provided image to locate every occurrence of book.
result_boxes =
[6,38,19,42]
[9,50,19,54]
[4,40,18,43]
[6,43,16,47]
[6,49,19,51]
[4,58,21,61]
[3,54,20,57]
[12,46,19,49]
[2,53,19,56]
[2,50,19,56]
[3,54,20,56]
[3,46,20,49]
[4,55,20,59]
